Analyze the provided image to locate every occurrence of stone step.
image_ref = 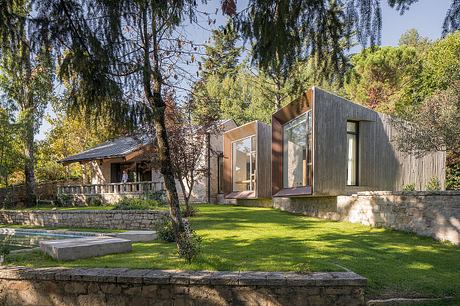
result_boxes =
[40,237,132,261]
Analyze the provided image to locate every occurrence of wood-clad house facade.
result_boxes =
[272,87,446,198]
[223,121,272,199]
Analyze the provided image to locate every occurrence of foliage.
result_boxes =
[112,198,164,211]
[426,177,442,192]
[402,184,416,192]
[35,110,119,183]
[192,26,344,126]
[55,194,72,207]
[177,229,202,264]
[401,31,460,109]
[0,106,22,187]
[6,204,460,300]
[446,151,460,190]
[233,0,460,85]
[395,82,460,156]
[344,45,423,113]
[398,28,431,50]
[158,92,208,213]
[155,218,176,243]
[0,1,56,205]
[0,243,10,260]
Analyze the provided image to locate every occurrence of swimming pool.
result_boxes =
[0,229,88,251]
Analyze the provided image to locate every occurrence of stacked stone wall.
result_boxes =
[273,191,460,245]
[0,210,168,230]
[0,267,367,306]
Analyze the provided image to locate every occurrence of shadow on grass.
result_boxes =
[5,204,460,300]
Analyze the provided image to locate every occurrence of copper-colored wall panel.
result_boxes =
[256,122,272,198]
[223,121,271,199]
[271,89,313,196]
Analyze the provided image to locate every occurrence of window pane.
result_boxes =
[283,113,308,188]
[347,133,357,185]
[232,136,256,191]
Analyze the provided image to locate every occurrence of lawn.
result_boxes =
[6,204,460,300]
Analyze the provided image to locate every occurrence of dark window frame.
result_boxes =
[346,121,359,186]
[217,154,224,194]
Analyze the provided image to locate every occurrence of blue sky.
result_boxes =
[36,0,452,140]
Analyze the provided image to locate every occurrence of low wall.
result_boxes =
[0,267,366,306]
[0,210,169,230]
[273,191,460,245]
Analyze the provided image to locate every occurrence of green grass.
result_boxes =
[5,204,460,299]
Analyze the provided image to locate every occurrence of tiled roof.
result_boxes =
[59,135,152,164]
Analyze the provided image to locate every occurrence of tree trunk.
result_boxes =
[141,7,186,243]
[151,108,185,236]
[23,116,36,207]
[22,39,36,207]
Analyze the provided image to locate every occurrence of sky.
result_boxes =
[36,0,453,140]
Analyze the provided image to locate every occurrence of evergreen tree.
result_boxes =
[0,1,54,206]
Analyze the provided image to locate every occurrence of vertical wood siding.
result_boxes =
[312,87,446,196]
[256,122,272,198]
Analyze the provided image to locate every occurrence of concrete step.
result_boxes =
[109,230,157,242]
[40,237,132,261]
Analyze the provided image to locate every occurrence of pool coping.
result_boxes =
[1,228,157,253]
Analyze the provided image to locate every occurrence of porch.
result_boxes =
[57,181,165,196]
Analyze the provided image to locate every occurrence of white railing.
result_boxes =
[57,181,165,195]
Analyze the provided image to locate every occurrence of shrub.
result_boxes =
[156,218,176,242]
[155,217,203,263]
[145,191,167,204]
[402,184,416,192]
[0,243,10,264]
[55,194,71,207]
[183,205,198,217]
[177,230,202,264]
[426,177,441,191]
[112,198,164,210]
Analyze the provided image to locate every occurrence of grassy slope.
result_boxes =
[6,204,460,299]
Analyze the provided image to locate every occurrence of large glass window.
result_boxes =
[283,111,312,188]
[232,136,256,192]
[346,121,359,186]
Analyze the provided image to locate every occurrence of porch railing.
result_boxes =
[57,181,165,195]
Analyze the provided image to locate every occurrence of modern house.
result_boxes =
[58,119,236,204]
[222,121,272,201]
[272,87,445,199]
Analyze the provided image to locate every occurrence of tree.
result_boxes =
[344,45,422,114]
[42,0,207,257]
[0,106,22,187]
[233,0,460,83]
[398,28,430,49]
[395,81,460,158]
[193,25,347,125]
[160,93,208,215]
[35,110,120,183]
[0,1,54,206]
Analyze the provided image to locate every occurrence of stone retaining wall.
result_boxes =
[0,267,367,306]
[273,191,460,245]
[0,210,169,230]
